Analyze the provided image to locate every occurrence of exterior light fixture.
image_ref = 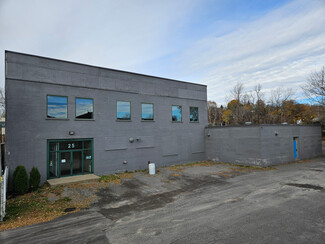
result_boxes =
[69,131,75,135]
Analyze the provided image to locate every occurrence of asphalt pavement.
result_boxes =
[1,158,325,244]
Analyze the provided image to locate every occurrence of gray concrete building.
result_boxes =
[5,51,207,183]
[4,51,323,185]
[205,125,322,166]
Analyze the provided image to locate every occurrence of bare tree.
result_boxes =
[302,66,325,124]
[269,87,294,123]
[302,66,325,105]
[254,83,264,123]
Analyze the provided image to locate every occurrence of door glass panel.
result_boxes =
[84,150,92,173]
[49,142,58,151]
[72,151,82,174]
[84,140,92,149]
[60,152,71,176]
[49,152,59,177]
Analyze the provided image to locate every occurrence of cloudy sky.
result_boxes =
[1,0,325,104]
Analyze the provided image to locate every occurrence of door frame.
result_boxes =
[47,138,94,179]
[293,137,299,160]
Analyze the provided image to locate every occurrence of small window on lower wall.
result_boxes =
[190,107,199,122]
[47,95,68,119]
[172,105,182,122]
[142,103,154,121]
[76,98,94,119]
[117,101,131,120]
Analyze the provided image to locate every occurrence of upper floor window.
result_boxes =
[190,107,199,122]
[47,95,68,119]
[117,101,131,120]
[172,105,182,122]
[76,98,94,119]
[142,103,154,121]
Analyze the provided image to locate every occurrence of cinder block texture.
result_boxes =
[5,51,208,184]
[205,125,322,166]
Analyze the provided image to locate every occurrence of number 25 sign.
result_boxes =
[68,143,75,149]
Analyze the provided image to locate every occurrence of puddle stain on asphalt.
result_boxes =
[94,176,227,221]
[286,183,323,191]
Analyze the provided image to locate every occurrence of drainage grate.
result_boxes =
[286,183,323,191]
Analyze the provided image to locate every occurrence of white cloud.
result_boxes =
[0,0,197,87]
[177,0,325,104]
[1,0,325,106]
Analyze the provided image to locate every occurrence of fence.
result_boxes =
[0,166,8,221]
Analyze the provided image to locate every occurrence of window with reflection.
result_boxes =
[141,103,154,121]
[47,95,68,119]
[172,105,182,122]
[117,101,131,120]
[190,107,199,122]
[76,98,93,119]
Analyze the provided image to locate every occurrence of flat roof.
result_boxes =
[206,124,320,129]
[5,50,207,88]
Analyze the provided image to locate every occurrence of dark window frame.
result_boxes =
[75,97,94,120]
[116,100,131,121]
[141,103,154,121]
[172,105,182,122]
[189,106,199,122]
[46,95,68,120]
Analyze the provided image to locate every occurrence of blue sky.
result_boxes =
[1,0,324,105]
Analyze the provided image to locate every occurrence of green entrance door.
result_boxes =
[48,139,93,179]
[60,151,71,176]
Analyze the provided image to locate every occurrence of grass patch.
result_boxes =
[98,172,134,185]
[167,161,218,172]
[171,173,180,177]
[216,162,276,171]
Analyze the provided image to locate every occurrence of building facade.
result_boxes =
[5,51,207,183]
[205,125,322,166]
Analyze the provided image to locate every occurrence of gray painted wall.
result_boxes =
[205,125,322,166]
[5,51,208,183]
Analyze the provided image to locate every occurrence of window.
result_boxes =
[47,95,68,119]
[141,103,154,121]
[76,98,94,119]
[117,101,131,120]
[172,105,182,122]
[190,107,199,122]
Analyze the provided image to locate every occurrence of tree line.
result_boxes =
[208,67,325,126]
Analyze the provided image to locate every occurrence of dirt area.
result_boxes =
[0,172,133,231]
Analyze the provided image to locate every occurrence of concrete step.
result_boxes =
[47,174,99,186]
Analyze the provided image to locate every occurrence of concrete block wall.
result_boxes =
[5,51,208,184]
[205,125,322,167]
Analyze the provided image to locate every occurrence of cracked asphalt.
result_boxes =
[1,158,325,244]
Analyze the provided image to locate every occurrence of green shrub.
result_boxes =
[13,165,29,195]
[29,167,41,191]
